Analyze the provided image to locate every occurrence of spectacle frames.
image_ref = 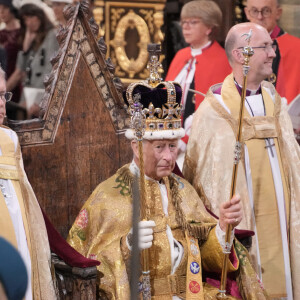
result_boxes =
[238,44,277,53]
[0,92,13,102]
[248,7,272,18]
[180,19,201,27]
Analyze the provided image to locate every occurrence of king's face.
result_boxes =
[142,139,178,181]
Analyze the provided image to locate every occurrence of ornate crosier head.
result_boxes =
[124,44,185,140]
[241,29,254,76]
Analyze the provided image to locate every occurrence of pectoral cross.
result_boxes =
[265,138,275,158]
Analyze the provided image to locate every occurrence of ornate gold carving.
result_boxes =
[94,8,105,37]
[110,9,151,78]
[140,9,154,34]
[235,6,242,21]
[93,0,105,37]
[234,0,248,23]
[153,12,164,44]
[105,2,165,83]
[111,8,125,33]
[111,51,126,77]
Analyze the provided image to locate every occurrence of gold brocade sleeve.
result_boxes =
[120,235,132,278]
[200,227,239,273]
[67,170,133,300]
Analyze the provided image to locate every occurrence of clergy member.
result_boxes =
[165,0,231,156]
[184,22,300,300]
[0,67,57,299]
[244,0,300,104]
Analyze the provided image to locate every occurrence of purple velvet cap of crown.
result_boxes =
[123,82,185,140]
[123,83,182,108]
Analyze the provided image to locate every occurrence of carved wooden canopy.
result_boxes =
[9,0,129,146]
[8,1,133,238]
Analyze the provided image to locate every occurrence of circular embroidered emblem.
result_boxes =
[189,280,201,294]
[190,243,199,256]
[190,261,200,274]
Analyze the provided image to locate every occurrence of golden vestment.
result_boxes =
[68,164,268,299]
[184,74,300,299]
[0,126,57,299]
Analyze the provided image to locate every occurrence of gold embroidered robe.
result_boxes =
[0,125,57,299]
[184,74,300,299]
[67,164,267,300]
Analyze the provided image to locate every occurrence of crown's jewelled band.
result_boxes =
[145,119,182,131]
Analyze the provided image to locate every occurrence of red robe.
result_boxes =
[166,41,231,144]
[275,33,300,104]
[165,41,231,109]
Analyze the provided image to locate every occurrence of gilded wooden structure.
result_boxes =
[94,0,166,83]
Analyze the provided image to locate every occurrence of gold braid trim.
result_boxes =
[117,165,213,243]
[235,240,269,300]
[168,175,213,244]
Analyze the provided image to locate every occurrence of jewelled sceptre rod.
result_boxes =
[217,30,254,299]
[129,93,151,300]
[128,44,163,300]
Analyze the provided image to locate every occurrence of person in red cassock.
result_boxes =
[165,0,231,157]
[244,0,300,105]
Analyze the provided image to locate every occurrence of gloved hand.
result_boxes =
[126,220,156,250]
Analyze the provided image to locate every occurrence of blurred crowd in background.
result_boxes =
[0,0,94,120]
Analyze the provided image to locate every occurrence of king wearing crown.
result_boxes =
[67,44,267,299]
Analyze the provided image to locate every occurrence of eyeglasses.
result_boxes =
[0,92,13,102]
[180,19,201,27]
[252,44,277,52]
[238,44,277,53]
[248,7,272,18]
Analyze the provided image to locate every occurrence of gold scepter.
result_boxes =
[129,92,151,300]
[127,43,163,300]
[216,30,254,299]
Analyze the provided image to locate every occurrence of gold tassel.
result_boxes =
[168,175,213,244]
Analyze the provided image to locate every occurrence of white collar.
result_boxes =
[191,41,211,57]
